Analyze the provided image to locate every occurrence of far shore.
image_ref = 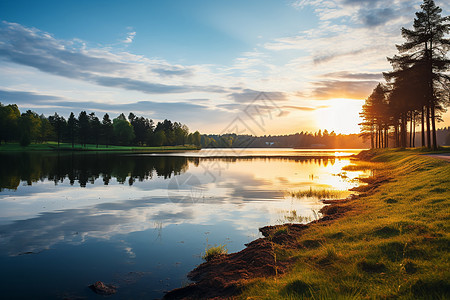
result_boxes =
[0,142,200,153]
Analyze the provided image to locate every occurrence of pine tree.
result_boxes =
[67,112,78,148]
[359,84,389,148]
[101,113,113,147]
[78,111,90,147]
[48,113,66,147]
[390,0,450,149]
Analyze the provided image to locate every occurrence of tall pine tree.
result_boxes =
[389,0,449,149]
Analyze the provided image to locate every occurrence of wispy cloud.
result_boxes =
[0,21,224,95]
[320,71,383,80]
[123,31,136,43]
[282,105,329,111]
[152,65,193,77]
[0,89,63,103]
[293,0,416,27]
[228,89,287,103]
[309,80,378,100]
[0,89,217,121]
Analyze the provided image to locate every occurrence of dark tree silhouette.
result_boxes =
[78,111,90,147]
[388,0,450,149]
[129,112,154,145]
[89,112,101,148]
[67,112,78,149]
[360,84,389,148]
[101,113,113,147]
[360,0,449,149]
[48,113,66,147]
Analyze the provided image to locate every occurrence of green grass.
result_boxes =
[289,187,349,200]
[202,244,228,262]
[238,148,450,299]
[0,142,200,152]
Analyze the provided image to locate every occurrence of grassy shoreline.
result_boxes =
[165,149,450,299]
[0,142,200,152]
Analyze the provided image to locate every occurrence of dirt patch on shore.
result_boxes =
[164,224,311,300]
[164,238,284,299]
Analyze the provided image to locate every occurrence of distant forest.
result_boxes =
[0,103,201,147]
[1,102,449,149]
[360,0,449,150]
[200,129,450,149]
[201,131,369,149]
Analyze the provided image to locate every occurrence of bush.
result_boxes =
[202,244,227,262]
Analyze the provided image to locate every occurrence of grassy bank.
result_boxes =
[237,149,449,299]
[0,142,200,152]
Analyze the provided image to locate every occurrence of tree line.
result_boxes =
[0,103,201,148]
[360,0,449,150]
[200,130,371,149]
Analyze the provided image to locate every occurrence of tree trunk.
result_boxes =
[421,106,425,147]
[402,114,408,148]
[375,128,378,148]
[394,123,399,148]
[412,112,416,148]
[370,125,374,149]
[426,104,431,148]
[385,126,389,148]
[431,102,437,150]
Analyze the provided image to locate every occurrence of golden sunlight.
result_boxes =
[314,98,364,134]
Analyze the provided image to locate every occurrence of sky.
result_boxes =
[0,0,449,135]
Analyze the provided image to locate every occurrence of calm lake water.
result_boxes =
[0,149,367,299]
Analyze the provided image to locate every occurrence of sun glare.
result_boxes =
[315,98,364,135]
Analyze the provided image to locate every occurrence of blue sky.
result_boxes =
[0,0,449,134]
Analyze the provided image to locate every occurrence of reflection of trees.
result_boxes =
[0,154,339,191]
[0,153,191,190]
[198,157,336,166]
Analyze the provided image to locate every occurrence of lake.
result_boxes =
[0,149,367,299]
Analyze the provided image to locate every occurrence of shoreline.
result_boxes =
[164,149,450,299]
[0,143,200,153]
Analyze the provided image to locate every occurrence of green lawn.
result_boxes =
[239,148,450,299]
[0,142,200,152]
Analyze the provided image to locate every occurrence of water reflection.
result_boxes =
[0,153,355,192]
[0,151,367,299]
[0,153,191,190]
[0,153,365,253]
